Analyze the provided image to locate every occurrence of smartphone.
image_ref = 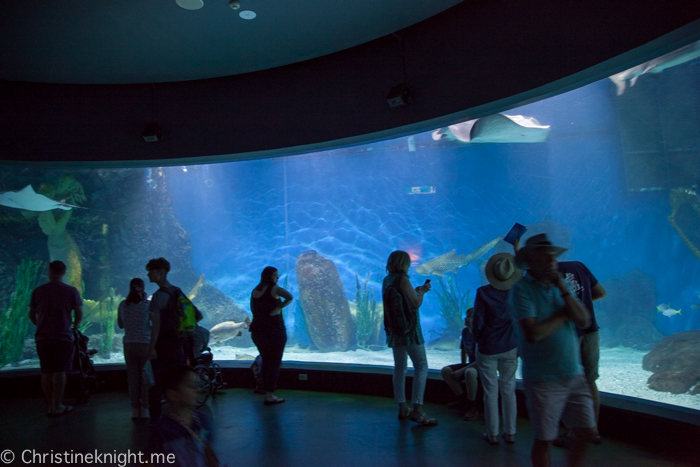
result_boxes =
[503,222,527,245]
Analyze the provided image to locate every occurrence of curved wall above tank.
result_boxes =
[1,0,700,167]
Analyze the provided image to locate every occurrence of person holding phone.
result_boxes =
[382,250,436,426]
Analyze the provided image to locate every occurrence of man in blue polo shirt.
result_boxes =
[511,234,597,467]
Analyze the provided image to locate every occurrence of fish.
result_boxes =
[660,307,681,317]
[691,304,700,310]
[210,317,251,344]
[656,303,669,312]
[0,185,77,212]
[416,237,502,276]
[431,114,550,144]
[609,41,700,95]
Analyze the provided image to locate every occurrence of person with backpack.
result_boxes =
[146,257,199,421]
[382,250,436,426]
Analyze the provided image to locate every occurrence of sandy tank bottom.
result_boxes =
[210,344,700,411]
[4,345,698,411]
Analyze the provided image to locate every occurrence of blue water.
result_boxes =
[166,77,700,339]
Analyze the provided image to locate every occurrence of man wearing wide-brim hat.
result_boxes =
[509,234,598,467]
[472,252,521,445]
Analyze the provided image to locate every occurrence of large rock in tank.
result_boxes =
[295,250,355,352]
[642,330,700,394]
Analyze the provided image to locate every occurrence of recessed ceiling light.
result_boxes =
[239,10,257,20]
[176,0,204,10]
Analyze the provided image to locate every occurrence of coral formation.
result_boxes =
[434,276,471,338]
[0,259,43,366]
[98,288,122,357]
[354,272,382,350]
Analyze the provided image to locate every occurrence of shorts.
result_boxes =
[37,339,74,374]
[524,374,596,441]
[579,331,600,383]
[447,363,469,372]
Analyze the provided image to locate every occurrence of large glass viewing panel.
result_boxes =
[1,42,699,413]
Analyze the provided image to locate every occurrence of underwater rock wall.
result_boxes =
[595,269,663,350]
[642,330,700,394]
[296,250,356,352]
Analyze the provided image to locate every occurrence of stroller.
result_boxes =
[68,328,99,404]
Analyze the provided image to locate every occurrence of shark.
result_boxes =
[415,237,503,276]
[431,114,550,144]
[609,41,700,95]
[0,185,77,211]
[210,317,251,344]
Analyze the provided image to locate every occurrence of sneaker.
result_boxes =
[131,408,141,419]
[462,405,477,421]
[141,409,150,419]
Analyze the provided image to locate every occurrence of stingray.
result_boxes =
[0,185,77,211]
[432,114,550,144]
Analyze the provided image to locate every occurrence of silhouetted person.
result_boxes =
[473,253,521,445]
[382,250,436,426]
[440,307,478,421]
[514,239,607,445]
[250,266,293,405]
[29,260,83,416]
[118,277,151,419]
[554,260,606,446]
[511,234,597,467]
[147,365,223,467]
[146,257,185,420]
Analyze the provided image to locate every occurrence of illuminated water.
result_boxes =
[1,42,700,414]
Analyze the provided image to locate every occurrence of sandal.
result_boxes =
[482,433,499,445]
[409,413,438,426]
[502,433,515,444]
[398,408,411,420]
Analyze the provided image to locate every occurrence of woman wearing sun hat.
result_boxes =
[472,252,522,445]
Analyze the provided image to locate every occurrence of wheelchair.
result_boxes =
[194,347,226,408]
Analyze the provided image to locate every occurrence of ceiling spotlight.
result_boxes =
[239,10,256,20]
[229,0,241,9]
[176,0,204,10]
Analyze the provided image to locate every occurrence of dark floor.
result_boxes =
[0,388,696,467]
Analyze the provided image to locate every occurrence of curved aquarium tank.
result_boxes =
[1,41,700,414]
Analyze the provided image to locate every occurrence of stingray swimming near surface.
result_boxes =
[0,185,77,211]
[432,114,550,144]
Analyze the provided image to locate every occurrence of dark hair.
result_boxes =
[255,266,278,290]
[162,365,197,394]
[125,278,147,304]
[146,257,170,273]
[386,251,410,274]
[49,261,67,275]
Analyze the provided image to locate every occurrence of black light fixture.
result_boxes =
[143,84,163,143]
[142,123,163,143]
[386,33,412,108]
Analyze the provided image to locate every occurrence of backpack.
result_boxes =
[161,286,203,343]
[382,276,417,336]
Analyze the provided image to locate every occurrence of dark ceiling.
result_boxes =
[0,0,460,84]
